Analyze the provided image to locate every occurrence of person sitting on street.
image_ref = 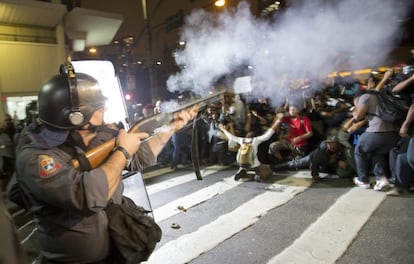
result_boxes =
[271,131,354,180]
[219,118,279,182]
[244,109,266,137]
[268,104,313,162]
[311,91,350,132]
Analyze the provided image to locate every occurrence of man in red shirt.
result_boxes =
[268,104,313,161]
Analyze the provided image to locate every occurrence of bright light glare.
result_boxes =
[214,0,225,7]
[72,60,129,129]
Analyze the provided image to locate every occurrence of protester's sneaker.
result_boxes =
[311,174,322,181]
[373,178,391,191]
[353,177,370,189]
[234,168,247,181]
[386,188,403,196]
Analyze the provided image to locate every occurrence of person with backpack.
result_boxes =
[352,90,401,191]
[373,65,414,187]
[219,118,279,182]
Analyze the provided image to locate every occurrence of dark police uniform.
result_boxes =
[15,124,156,263]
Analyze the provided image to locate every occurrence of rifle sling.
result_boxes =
[59,143,92,171]
[191,116,202,180]
[76,152,93,171]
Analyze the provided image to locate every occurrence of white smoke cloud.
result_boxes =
[166,0,412,105]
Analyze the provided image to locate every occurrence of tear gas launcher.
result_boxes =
[71,91,226,170]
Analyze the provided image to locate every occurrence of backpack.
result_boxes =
[105,196,162,263]
[367,90,409,125]
[238,142,254,167]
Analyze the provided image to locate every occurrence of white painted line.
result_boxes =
[289,170,313,178]
[292,171,335,179]
[21,227,37,245]
[267,188,386,264]
[17,219,35,232]
[146,165,227,195]
[146,184,306,264]
[143,167,174,179]
[12,208,26,218]
[153,176,243,222]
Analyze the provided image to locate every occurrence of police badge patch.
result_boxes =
[39,155,61,178]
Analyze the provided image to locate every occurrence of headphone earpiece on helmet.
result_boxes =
[59,62,85,126]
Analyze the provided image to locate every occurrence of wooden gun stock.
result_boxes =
[71,91,225,170]
[72,139,116,169]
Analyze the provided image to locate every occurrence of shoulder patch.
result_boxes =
[38,155,61,178]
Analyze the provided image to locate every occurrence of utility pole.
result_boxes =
[141,0,155,102]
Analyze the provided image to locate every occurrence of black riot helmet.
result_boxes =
[38,62,107,130]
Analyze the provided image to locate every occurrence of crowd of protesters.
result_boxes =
[156,57,414,195]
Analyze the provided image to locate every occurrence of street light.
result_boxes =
[214,0,226,7]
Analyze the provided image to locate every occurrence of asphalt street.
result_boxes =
[5,164,414,264]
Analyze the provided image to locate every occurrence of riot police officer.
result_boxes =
[13,62,197,263]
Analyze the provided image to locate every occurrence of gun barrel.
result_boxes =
[129,91,225,134]
[178,91,225,111]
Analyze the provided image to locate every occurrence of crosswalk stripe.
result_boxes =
[146,165,227,195]
[143,167,174,179]
[153,175,243,222]
[146,184,307,264]
[267,188,386,264]
[124,166,228,212]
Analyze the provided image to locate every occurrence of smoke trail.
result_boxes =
[166,0,413,105]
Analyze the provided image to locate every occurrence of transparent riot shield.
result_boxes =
[71,60,129,128]
[72,60,153,215]
[122,171,153,215]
